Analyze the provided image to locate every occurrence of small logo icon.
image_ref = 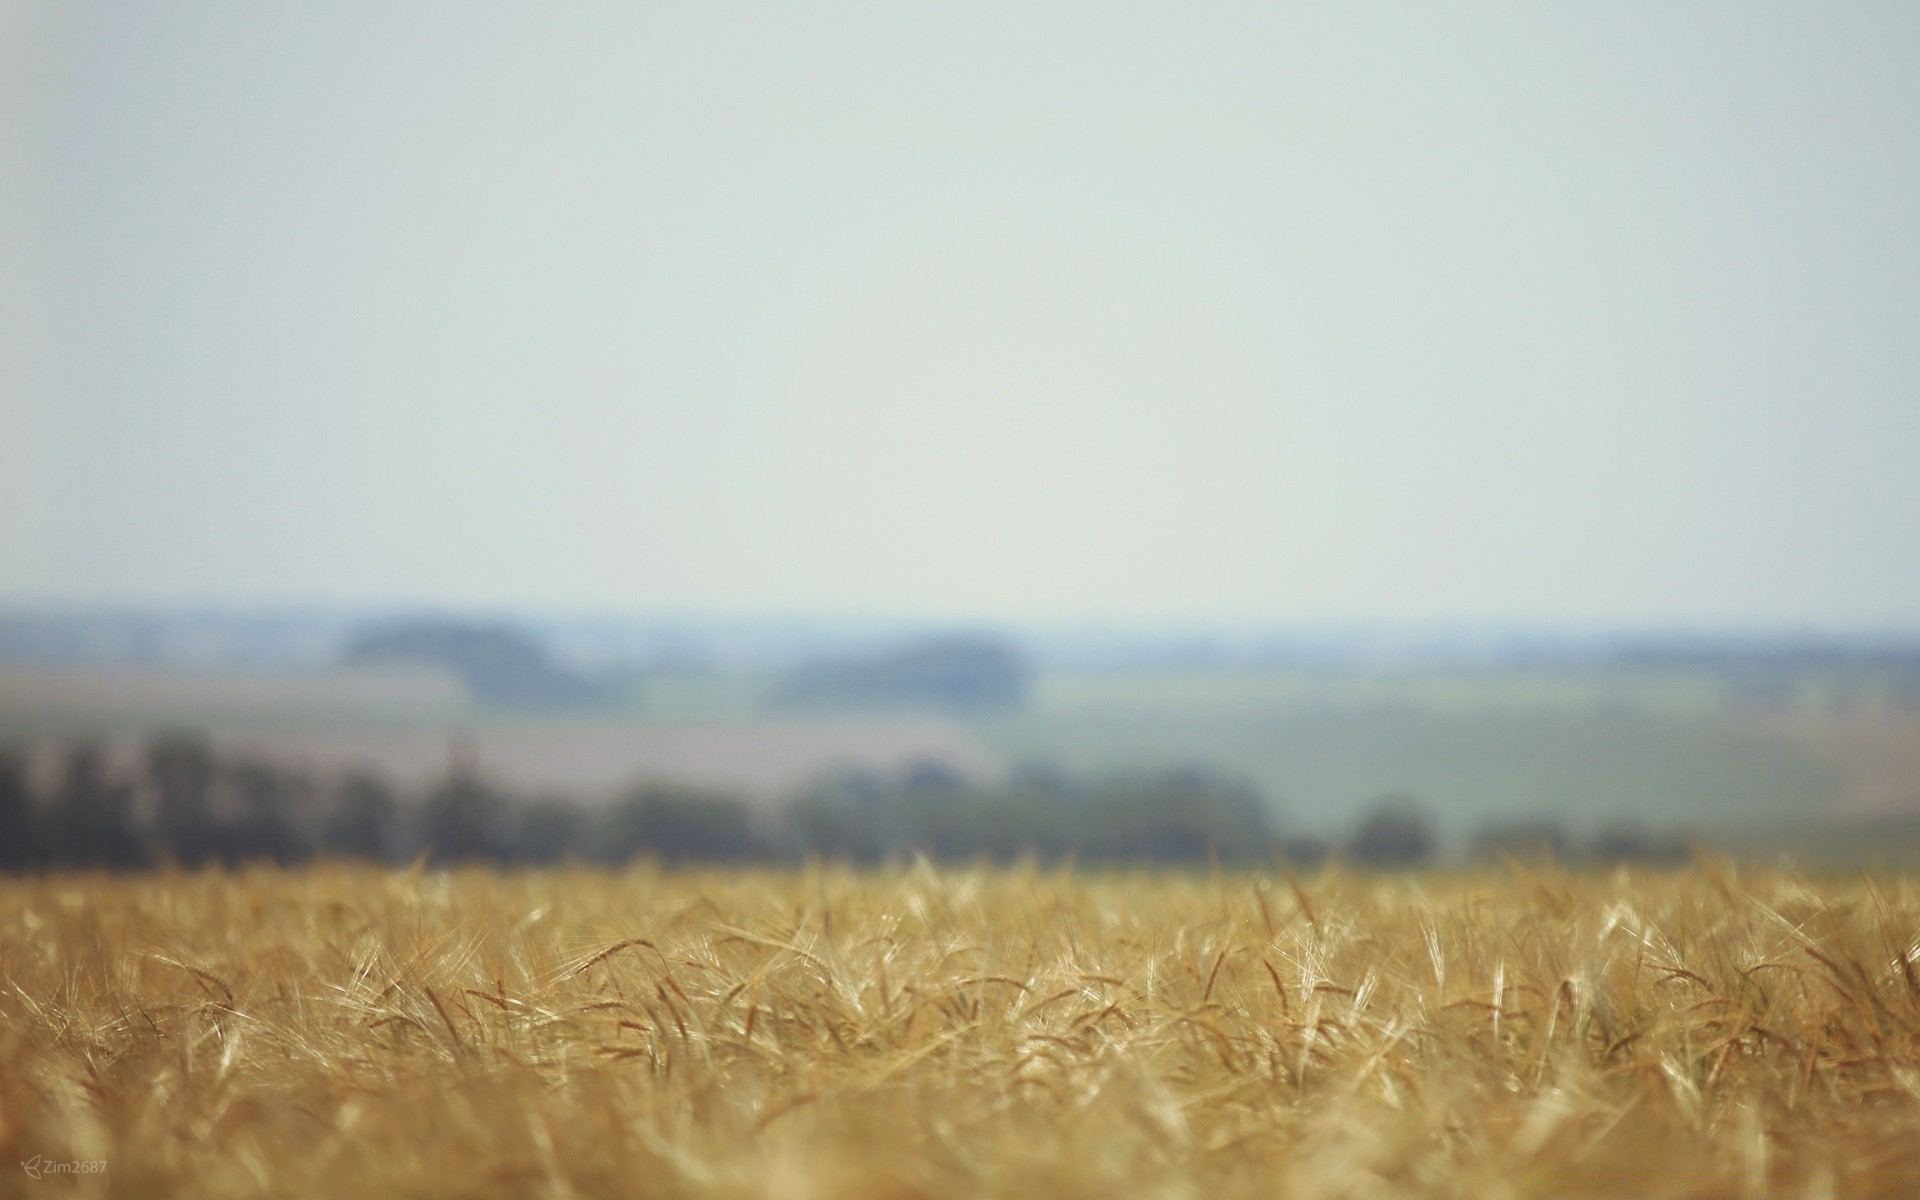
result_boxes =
[21,1156,42,1180]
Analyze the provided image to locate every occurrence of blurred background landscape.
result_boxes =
[4,606,1919,867]
[5,3,1919,869]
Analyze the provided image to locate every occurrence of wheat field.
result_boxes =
[5,864,1920,1198]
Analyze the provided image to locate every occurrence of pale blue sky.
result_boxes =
[5,2,1919,625]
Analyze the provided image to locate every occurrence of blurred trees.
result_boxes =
[0,747,38,869]
[1464,815,1692,866]
[1077,769,1274,863]
[1472,819,1572,865]
[787,772,895,863]
[343,619,612,709]
[787,763,1276,865]
[1589,821,1689,865]
[227,761,309,865]
[1346,797,1437,868]
[418,770,506,864]
[0,734,1706,873]
[46,743,145,869]
[778,635,1030,711]
[602,784,762,864]
[514,798,585,865]
[322,772,400,860]
[149,731,219,866]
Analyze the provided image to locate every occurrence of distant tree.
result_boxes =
[418,771,507,864]
[787,771,897,863]
[1076,769,1276,864]
[0,746,39,870]
[778,634,1031,711]
[1052,768,1274,860]
[1472,819,1571,864]
[1277,836,1331,868]
[227,761,311,865]
[603,784,760,864]
[889,759,999,859]
[902,758,969,793]
[783,763,1281,866]
[515,798,586,865]
[981,766,1086,861]
[1348,797,1436,868]
[343,619,609,709]
[1588,822,1687,866]
[148,731,219,866]
[322,772,399,861]
[46,743,146,869]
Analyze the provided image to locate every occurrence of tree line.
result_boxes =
[0,733,1688,872]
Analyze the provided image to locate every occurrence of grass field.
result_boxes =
[0,662,1880,844]
[7,865,1920,1197]
[970,667,1844,840]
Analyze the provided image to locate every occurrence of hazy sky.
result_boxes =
[5,2,1920,625]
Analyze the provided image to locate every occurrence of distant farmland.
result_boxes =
[959,665,1863,842]
[0,666,1004,806]
[0,664,468,732]
[969,705,1838,840]
[208,717,1001,807]
[6,660,1914,845]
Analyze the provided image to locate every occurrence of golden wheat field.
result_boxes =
[5,864,1920,1199]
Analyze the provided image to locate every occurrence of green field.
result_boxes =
[0,661,1859,847]
[966,667,1842,843]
